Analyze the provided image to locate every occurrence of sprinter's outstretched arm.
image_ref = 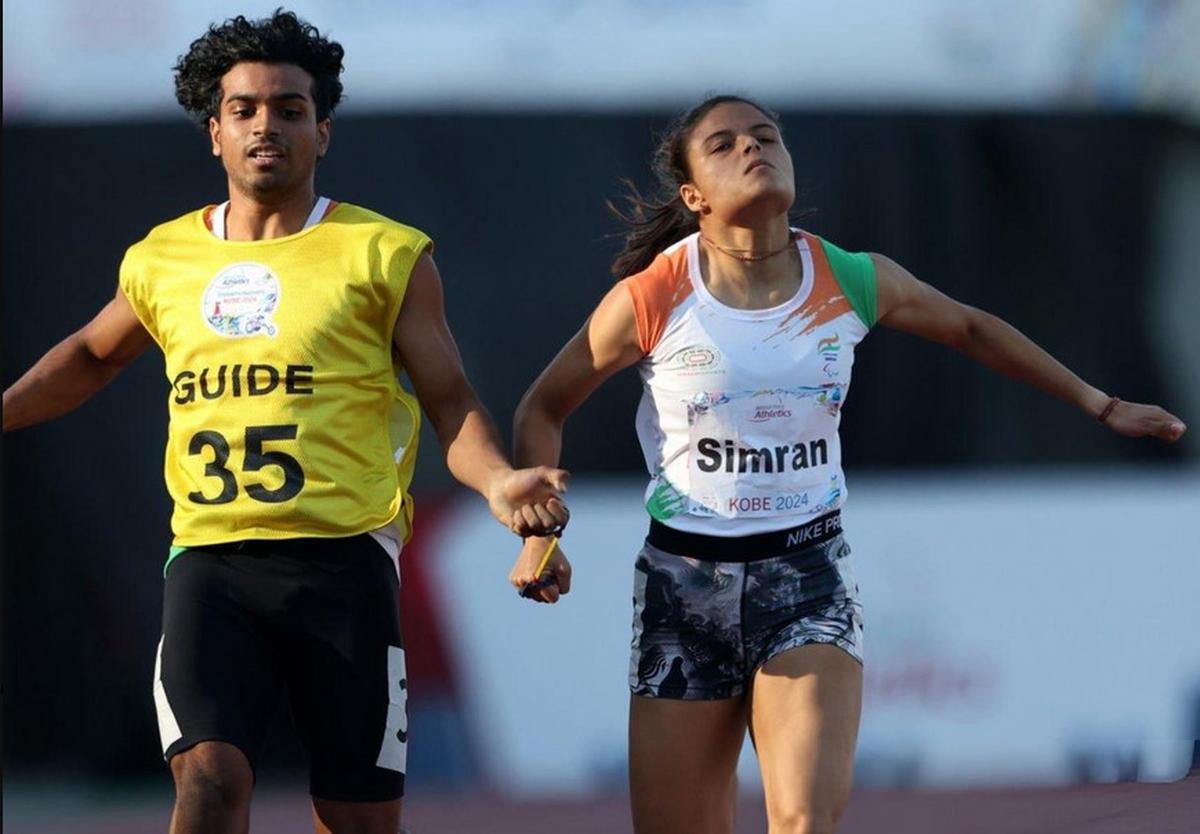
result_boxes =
[3,289,153,432]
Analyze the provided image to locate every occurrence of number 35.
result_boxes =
[186,424,305,504]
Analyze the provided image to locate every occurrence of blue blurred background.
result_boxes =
[4,1,1199,831]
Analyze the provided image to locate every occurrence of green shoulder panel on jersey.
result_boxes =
[818,237,877,329]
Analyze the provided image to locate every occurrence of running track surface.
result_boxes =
[6,777,1198,833]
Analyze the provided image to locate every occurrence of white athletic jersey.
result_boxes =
[622,230,877,536]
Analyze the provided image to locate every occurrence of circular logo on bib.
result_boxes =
[202,262,280,338]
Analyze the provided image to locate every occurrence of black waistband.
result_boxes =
[646,510,842,562]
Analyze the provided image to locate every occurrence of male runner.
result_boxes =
[2,10,567,834]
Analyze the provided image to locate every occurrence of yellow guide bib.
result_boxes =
[119,202,430,546]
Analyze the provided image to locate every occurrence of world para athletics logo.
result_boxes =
[202,262,280,338]
[748,398,793,423]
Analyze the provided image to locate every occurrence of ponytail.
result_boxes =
[607,180,697,280]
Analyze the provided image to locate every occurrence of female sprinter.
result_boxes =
[507,95,1187,834]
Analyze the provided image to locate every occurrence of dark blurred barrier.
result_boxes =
[3,111,1195,780]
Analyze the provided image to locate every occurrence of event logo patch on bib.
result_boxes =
[202,262,280,338]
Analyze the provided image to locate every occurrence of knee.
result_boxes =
[171,745,253,814]
[768,807,840,834]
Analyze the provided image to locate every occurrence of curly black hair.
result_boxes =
[173,8,344,127]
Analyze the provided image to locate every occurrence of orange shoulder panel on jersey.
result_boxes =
[620,243,693,354]
[784,231,855,336]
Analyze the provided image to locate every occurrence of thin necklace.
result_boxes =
[700,231,796,262]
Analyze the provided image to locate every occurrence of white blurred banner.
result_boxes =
[429,467,1200,794]
[5,0,1198,121]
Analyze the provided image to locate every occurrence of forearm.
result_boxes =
[3,334,125,431]
[513,393,565,469]
[956,309,1109,417]
[876,255,1180,439]
[511,394,567,545]
[434,391,513,496]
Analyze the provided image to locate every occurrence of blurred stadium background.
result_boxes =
[4,1,1199,831]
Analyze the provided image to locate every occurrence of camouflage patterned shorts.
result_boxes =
[629,529,863,700]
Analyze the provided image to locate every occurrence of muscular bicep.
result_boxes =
[873,253,977,348]
[523,282,644,420]
[391,252,474,421]
[80,288,154,367]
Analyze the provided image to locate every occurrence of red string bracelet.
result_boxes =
[1097,396,1121,423]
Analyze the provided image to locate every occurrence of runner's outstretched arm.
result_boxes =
[873,254,1187,442]
[508,282,645,601]
[3,289,153,432]
[393,252,570,536]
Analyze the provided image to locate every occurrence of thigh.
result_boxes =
[749,644,862,831]
[283,536,407,803]
[157,550,284,768]
[629,694,748,834]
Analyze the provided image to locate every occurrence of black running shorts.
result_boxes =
[153,534,407,801]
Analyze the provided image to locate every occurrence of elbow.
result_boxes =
[73,328,143,372]
[513,389,543,431]
[515,386,566,432]
[949,307,988,353]
[68,331,117,371]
